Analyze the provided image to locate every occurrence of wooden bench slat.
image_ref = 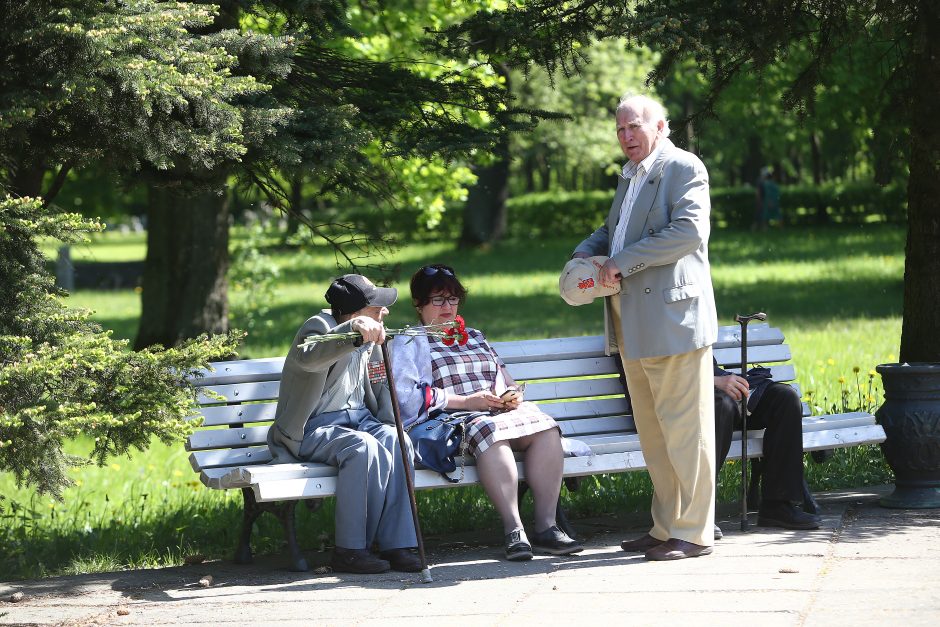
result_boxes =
[196,357,285,387]
[198,402,277,426]
[189,446,272,471]
[713,344,791,368]
[557,415,636,437]
[506,356,619,380]
[524,378,625,401]
[537,397,629,420]
[187,425,269,451]
[197,381,280,405]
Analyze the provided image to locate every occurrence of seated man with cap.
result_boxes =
[267,274,421,574]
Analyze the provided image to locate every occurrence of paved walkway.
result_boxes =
[2,485,938,626]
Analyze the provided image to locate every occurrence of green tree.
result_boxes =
[434,0,937,363]
[0,196,238,498]
[0,0,295,350]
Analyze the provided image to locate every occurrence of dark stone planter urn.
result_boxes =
[875,363,940,509]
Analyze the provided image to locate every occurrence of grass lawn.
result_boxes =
[3,223,903,580]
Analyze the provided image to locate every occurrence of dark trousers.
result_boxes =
[714,383,805,503]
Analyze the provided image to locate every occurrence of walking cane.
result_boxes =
[381,340,434,583]
[733,312,766,531]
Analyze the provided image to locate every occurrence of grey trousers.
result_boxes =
[300,407,417,551]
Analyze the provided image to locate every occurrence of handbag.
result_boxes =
[407,412,467,483]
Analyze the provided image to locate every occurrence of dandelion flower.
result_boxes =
[853,366,860,373]
[110,463,121,471]
[827,358,836,366]
[838,376,846,384]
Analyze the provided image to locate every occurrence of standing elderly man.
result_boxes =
[572,93,718,560]
[267,274,420,574]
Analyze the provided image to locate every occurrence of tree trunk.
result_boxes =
[460,64,511,247]
[459,137,510,246]
[899,1,940,363]
[134,184,230,349]
[740,134,763,188]
[809,130,828,224]
[284,174,304,241]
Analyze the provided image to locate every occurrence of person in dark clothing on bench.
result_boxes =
[713,361,822,533]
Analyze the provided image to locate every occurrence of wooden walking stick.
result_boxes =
[381,341,433,583]
[733,312,766,531]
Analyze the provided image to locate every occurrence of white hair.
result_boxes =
[616,93,671,138]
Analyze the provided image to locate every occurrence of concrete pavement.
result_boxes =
[2,485,938,626]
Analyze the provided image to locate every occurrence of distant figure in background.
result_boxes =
[754,167,782,230]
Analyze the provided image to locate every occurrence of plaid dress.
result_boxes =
[429,328,558,455]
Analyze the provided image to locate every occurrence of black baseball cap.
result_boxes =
[325,274,398,316]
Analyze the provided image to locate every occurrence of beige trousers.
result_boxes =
[610,297,715,547]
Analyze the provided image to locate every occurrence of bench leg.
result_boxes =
[747,458,763,507]
[274,500,308,572]
[235,489,309,572]
[235,488,262,565]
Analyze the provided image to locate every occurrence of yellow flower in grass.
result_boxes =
[838,376,846,384]
[853,366,861,374]
[110,463,121,471]
[173,470,184,477]
[827,358,836,366]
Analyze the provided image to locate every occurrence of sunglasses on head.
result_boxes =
[422,266,454,277]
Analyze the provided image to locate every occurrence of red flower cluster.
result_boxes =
[442,315,468,347]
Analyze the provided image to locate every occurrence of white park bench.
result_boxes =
[186,323,886,571]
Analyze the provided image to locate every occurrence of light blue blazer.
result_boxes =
[574,139,718,360]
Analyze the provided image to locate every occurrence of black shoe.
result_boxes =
[531,525,583,555]
[757,501,821,530]
[714,524,723,540]
[330,547,390,574]
[504,529,533,561]
[379,548,423,572]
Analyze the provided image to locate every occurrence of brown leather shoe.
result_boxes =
[645,538,713,561]
[620,534,665,552]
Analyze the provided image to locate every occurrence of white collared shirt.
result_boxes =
[611,142,663,257]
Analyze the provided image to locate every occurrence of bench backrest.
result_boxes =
[186,323,798,476]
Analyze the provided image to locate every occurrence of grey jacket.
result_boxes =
[575,138,718,360]
[267,311,394,463]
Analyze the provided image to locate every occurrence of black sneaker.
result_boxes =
[531,525,583,555]
[757,501,821,530]
[504,529,533,561]
[330,547,391,574]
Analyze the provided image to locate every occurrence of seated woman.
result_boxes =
[390,264,582,561]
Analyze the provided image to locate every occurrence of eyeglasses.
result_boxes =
[429,295,460,306]
[422,266,454,277]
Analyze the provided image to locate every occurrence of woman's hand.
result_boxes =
[455,390,504,412]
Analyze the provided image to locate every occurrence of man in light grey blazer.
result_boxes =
[572,94,718,560]
[268,274,419,574]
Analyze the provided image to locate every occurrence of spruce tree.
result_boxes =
[0,196,238,497]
